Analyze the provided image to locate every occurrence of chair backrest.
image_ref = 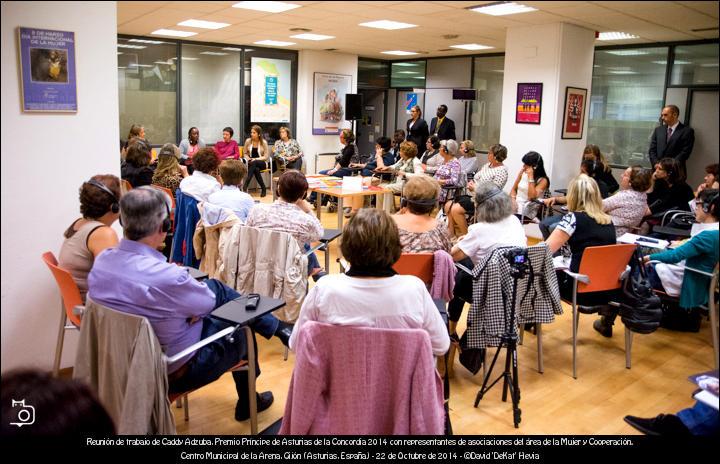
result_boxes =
[279,321,444,435]
[576,244,636,293]
[393,253,434,286]
[150,184,176,224]
[42,251,83,326]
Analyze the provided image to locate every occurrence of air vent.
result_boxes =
[691,27,718,32]
[324,48,338,51]
[442,34,459,39]
[290,27,311,32]
[437,48,453,52]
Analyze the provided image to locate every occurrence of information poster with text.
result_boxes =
[250,57,291,123]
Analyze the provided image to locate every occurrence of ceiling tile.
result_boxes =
[681,1,720,19]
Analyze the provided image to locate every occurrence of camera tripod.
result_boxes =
[473,249,528,428]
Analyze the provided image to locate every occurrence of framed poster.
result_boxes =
[313,72,351,135]
[516,83,542,124]
[561,86,587,139]
[17,27,77,112]
[250,57,291,123]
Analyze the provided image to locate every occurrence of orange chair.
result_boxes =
[150,184,176,225]
[392,252,434,287]
[42,252,84,377]
[561,244,636,379]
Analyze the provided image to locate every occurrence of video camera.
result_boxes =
[504,247,529,278]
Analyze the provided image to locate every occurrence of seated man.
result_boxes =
[208,159,255,222]
[88,187,292,422]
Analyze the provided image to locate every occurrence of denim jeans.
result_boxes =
[539,214,562,240]
[168,279,280,402]
[303,243,322,275]
[677,401,719,436]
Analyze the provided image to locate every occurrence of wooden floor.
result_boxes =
[175,194,717,435]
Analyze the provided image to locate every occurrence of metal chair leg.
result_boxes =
[536,323,544,374]
[625,327,633,369]
[53,302,67,377]
[183,394,189,422]
[572,282,578,379]
[245,326,257,435]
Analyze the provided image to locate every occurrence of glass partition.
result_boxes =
[471,55,504,152]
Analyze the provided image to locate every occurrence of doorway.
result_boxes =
[357,89,386,157]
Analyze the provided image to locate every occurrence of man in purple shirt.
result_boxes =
[88,186,291,421]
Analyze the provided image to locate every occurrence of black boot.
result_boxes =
[593,315,614,338]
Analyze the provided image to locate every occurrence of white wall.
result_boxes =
[1,1,120,372]
[296,50,358,173]
[499,23,595,194]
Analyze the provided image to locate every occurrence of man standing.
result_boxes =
[88,186,292,422]
[649,104,695,174]
[430,104,457,142]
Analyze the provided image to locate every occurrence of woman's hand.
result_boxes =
[642,255,650,264]
[179,165,189,177]
[524,165,534,177]
[543,197,556,207]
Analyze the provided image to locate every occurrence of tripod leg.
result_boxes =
[475,345,502,407]
[501,345,512,402]
[511,342,522,427]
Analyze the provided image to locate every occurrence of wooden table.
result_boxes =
[308,177,393,230]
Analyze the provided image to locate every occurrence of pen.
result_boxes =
[636,237,659,244]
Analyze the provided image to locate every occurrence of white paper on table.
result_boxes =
[342,176,363,192]
[694,390,720,411]
[617,233,669,250]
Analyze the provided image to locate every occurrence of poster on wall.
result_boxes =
[313,72,351,135]
[515,83,542,124]
[561,86,587,139]
[250,57,291,123]
[17,27,77,112]
[406,92,418,113]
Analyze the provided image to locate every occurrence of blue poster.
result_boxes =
[18,27,77,112]
[265,76,277,105]
[406,93,418,112]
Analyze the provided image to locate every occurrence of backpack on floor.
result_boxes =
[620,249,663,334]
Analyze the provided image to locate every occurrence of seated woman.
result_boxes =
[420,136,440,165]
[152,143,188,201]
[447,182,527,349]
[510,151,549,221]
[595,188,719,337]
[243,125,270,197]
[392,176,451,253]
[356,136,394,177]
[434,139,462,205]
[246,170,326,281]
[309,129,358,207]
[58,175,121,301]
[272,126,303,171]
[545,174,616,310]
[179,126,206,167]
[696,163,719,196]
[121,140,154,188]
[179,147,221,202]
[447,143,509,238]
[214,126,240,161]
[602,165,653,237]
[457,140,480,178]
[646,157,694,217]
[288,208,450,356]
[583,144,619,194]
[208,160,255,222]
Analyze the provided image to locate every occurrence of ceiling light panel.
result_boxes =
[290,33,335,41]
[177,19,230,30]
[469,2,537,16]
[232,2,301,13]
[151,29,197,38]
[597,32,639,41]
[359,20,417,30]
[254,40,296,47]
[450,44,494,51]
[381,50,419,56]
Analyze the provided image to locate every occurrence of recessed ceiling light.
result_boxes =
[232,1,300,13]
[199,51,229,56]
[652,60,691,65]
[359,20,417,30]
[381,50,419,56]
[254,40,296,47]
[597,32,639,41]
[128,38,167,44]
[117,52,123,55]
[604,49,648,56]
[222,47,244,51]
[151,29,197,38]
[413,76,426,79]
[450,43,494,51]
[469,2,537,16]
[178,19,230,30]
[117,44,146,49]
[290,33,335,41]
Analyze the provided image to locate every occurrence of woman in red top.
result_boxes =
[214,126,240,161]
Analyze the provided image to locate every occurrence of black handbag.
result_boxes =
[619,250,663,334]
[458,331,485,375]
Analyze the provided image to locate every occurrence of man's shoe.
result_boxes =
[235,391,274,421]
[624,414,690,436]
[578,305,601,314]
[593,317,613,338]
[274,321,293,347]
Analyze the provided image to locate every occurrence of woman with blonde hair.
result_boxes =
[392,176,451,253]
[546,174,616,309]
[152,143,188,200]
[458,140,479,177]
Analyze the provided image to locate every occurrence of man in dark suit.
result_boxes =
[429,104,457,141]
[649,104,695,175]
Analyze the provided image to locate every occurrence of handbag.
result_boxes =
[619,249,662,334]
[458,331,485,375]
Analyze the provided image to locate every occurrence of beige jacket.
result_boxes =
[243,138,270,162]
[193,202,241,279]
[221,224,307,323]
[74,299,176,435]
